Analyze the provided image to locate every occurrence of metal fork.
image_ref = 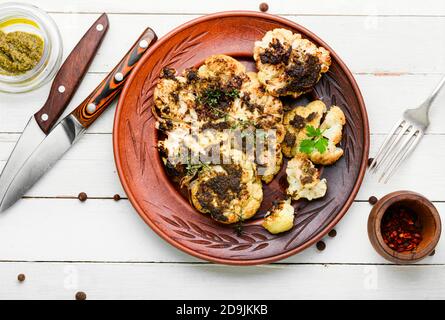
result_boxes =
[369,75,445,183]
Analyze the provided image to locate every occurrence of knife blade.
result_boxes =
[0,28,157,212]
[0,13,109,207]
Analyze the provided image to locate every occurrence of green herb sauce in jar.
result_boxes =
[0,30,44,76]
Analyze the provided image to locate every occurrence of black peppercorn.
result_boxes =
[78,192,87,202]
[113,194,121,201]
[259,3,269,12]
[17,274,25,282]
[328,229,337,238]
[368,196,378,205]
[316,241,326,251]
[75,291,87,300]
[368,158,374,167]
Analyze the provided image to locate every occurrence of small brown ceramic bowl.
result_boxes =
[368,191,441,264]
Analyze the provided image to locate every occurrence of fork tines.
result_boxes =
[369,119,423,183]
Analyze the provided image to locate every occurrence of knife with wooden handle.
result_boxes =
[0,28,157,212]
[0,13,109,208]
[35,13,109,134]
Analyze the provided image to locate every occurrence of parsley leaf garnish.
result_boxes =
[299,125,329,154]
[299,139,315,154]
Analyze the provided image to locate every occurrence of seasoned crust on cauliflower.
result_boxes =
[308,106,346,165]
[154,55,248,126]
[262,198,294,234]
[156,63,286,185]
[286,155,327,201]
[197,54,246,82]
[236,72,284,131]
[282,100,326,158]
[253,28,331,98]
[154,68,196,123]
[282,100,346,166]
[189,150,263,224]
[235,72,285,183]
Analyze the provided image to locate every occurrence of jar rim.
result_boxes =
[0,2,63,93]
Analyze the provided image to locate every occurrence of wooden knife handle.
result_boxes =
[71,28,157,128]
[34,13,109,134]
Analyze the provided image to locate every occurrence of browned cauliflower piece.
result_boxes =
[286,155,327,201]
[282,100,326,158]
[253,28,331,98]
[189,150,263,224]
[262,198,294,234]
[308,106,346,165]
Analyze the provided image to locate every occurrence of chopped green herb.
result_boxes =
[306,125,323,138]
[227,89,240,99]
[198,88,239,110]
[299,125,329,154]
[185,161,210,176]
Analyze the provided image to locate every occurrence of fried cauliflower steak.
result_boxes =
[235,72,285,183]
[154,68,196,123]
[286,155,327,201]
[156,59,286,185]
[282,100,326,158]
[282,100,346,166]
[309,106,346,165]
[262,198,294,234]
[253,28,331,98]
[189,150,263,224]
[154,55,248,127]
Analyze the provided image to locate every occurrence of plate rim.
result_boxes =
[113,11,370,265]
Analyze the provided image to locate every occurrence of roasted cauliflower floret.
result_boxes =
[253,28,331,98]
[262,198,294,234]
[307,106,346,165]
[155,55,248,127]
[234,72,283,129]
[189,150,263,224]
[154,68,197,123]
[320,106,345,144]
[159,123,231,165]
[256,145,283,184]
[197,54,246,83]
[282,100,326,158]
[230,72,285,183]
[282,100,346,166]
[191,57,246,123]
[286,155,327,201]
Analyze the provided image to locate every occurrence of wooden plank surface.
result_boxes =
[18,0,445,16]
[1,262,444,300]
[30,14,445,74]
[0,199,442,264]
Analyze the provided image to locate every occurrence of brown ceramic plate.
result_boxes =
[113,11,369,265]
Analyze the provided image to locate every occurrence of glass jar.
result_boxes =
[0,2,63,93]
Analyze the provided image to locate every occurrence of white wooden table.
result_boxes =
[0,0,445,300]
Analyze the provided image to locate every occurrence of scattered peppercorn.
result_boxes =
[328,229,337,238]
[429,249,436,256]
[78,192,87,202]
[259,2,269,12]
[75,291,87,300]
[367,158,374,167]
[368,196,378,205]
[17,274,25,282]
[113,194,121,201]
[316,241,326,251]
[381,205,423,253]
